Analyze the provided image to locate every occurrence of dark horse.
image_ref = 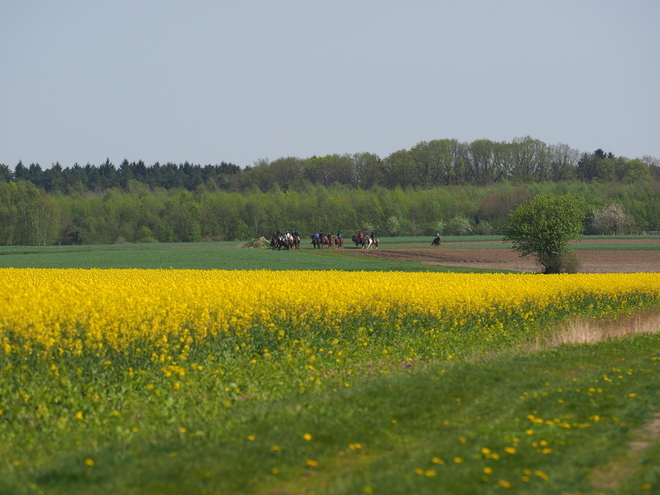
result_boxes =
[311,234,322,249]
[351,235,367,249]
[431,236,442,246]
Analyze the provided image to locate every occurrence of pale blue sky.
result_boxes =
[1,0,658,169]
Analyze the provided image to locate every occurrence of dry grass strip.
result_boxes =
[539,307,660,349]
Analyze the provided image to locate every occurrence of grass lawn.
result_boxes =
[3,330,659,494]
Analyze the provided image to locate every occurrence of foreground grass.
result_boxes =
[2,329,659,494]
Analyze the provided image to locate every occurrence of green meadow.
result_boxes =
[0,235,657,270]
[0,236,504,272]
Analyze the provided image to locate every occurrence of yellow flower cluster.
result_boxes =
[1,269,659,357]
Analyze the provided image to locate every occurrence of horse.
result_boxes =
[292,233,301,249]
[431,236,442,246]
[282,234,295,250]
[322,235,333,249]
[271,232,293,251]
[365,237,379,249]
[352,235,367,249]
[311,235,322,249]
[334,236,344,248]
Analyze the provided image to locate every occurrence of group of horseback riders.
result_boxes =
[352,231,378,249]
[270,230,301,250]
[272,229,441,250]
[271,229,381,250]
[311,230,345,249]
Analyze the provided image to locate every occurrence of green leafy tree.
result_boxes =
[503,193,586,274]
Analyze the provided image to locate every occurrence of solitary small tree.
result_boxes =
[503,193,586,274]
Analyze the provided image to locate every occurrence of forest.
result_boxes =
[1,136,659,245]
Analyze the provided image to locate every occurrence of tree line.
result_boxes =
[2,179,659,246]
[2,137,659,194]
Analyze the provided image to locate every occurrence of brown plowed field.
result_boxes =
[349,239,660,273]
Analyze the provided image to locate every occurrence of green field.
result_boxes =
[0,236,505,272]
[1,235,658,270]
[0,243,492,272]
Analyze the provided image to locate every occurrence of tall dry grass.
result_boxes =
[539,307,660,349]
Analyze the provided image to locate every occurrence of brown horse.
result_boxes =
[334,236,344,248]
[322,235,333,249]
[431,236,441,246]
[352,235,367,249]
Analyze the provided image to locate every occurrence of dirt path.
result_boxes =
[349,243,660,273]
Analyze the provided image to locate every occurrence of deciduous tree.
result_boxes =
[504,193,586,273]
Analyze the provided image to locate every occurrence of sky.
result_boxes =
[1,0,658,170]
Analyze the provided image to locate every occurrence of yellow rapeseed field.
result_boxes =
[2,269,660,494]
[2,269,659,358]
